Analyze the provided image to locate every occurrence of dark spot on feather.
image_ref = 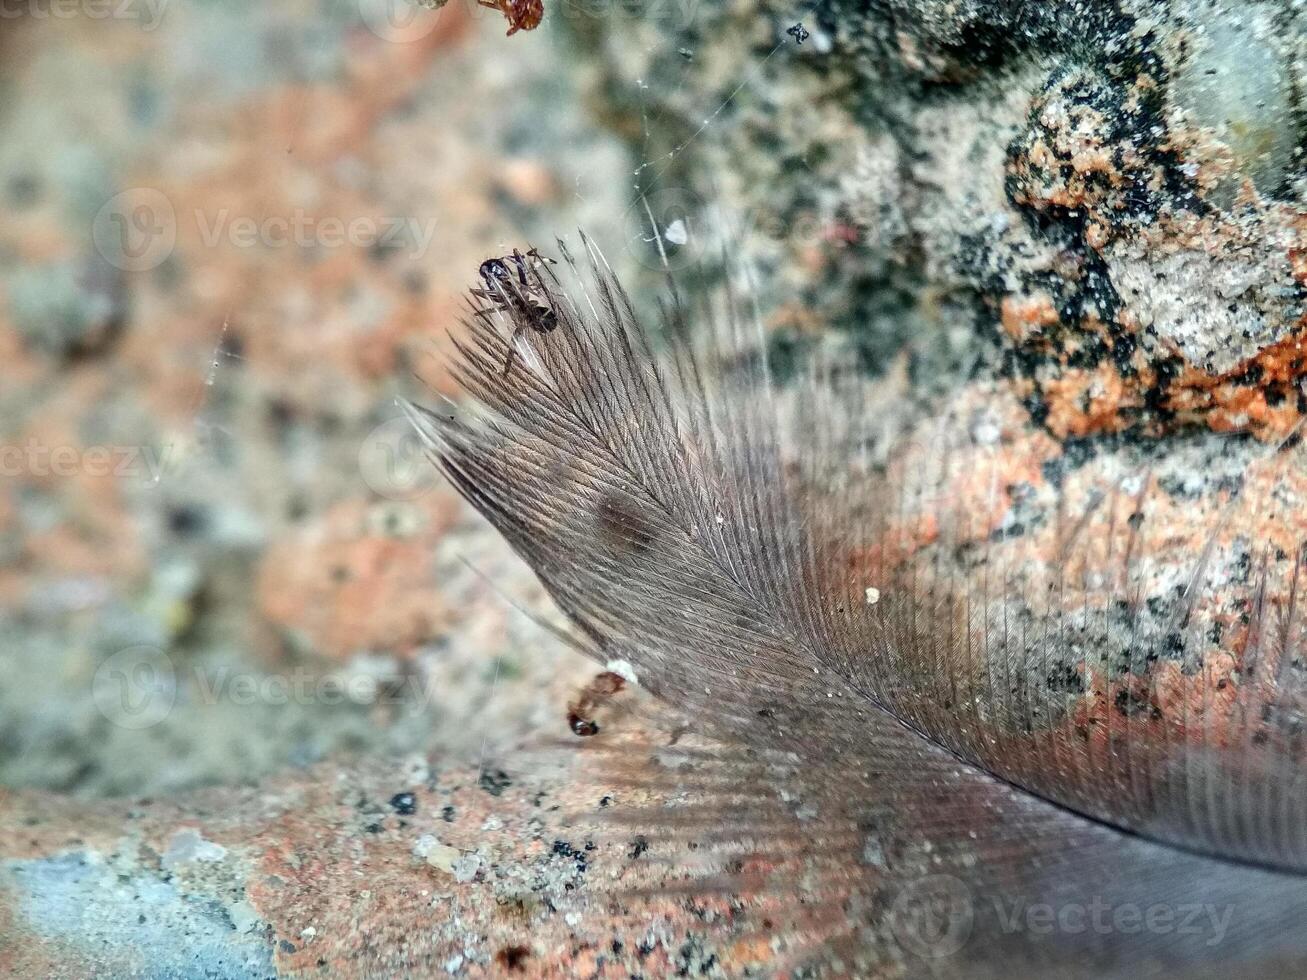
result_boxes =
[596,491,656,554]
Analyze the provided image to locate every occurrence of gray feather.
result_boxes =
[409,240,1307,977]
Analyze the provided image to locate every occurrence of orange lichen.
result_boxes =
[1000,291,1060,344]
[1165,332,1307,441]
[1039,363,1138,439]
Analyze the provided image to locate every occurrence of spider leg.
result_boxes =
[501,323,526,378]
[509,249,530,287]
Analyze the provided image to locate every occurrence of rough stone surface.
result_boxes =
[586,0,1306,438]
[0,725,834,979]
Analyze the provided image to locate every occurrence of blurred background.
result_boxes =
[0,0,643,797]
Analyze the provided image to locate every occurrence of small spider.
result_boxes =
[567,670,627,737]
[477,0,543,36]
[473,247,557,375]
[477,247,549,293]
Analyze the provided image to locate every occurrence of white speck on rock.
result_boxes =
[161,828,227,868]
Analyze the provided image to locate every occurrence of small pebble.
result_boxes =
[452,853,482,883]
[414,834,461,874]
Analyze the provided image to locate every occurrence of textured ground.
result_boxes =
[0,728,810,979]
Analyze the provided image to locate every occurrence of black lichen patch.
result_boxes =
[479,768,512,797]
[551,838,592,874]
[495,945,531,971]
[1114,687,1162,720]
[991,37,1238,443]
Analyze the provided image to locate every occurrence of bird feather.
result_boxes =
[408,239,1307,977]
